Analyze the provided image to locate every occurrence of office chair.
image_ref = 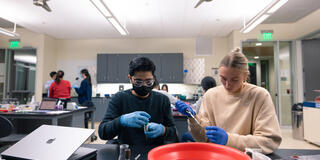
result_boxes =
[0,116,14,153]
[0,116,13,138]
[0,116,26,146]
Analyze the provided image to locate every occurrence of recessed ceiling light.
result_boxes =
[254,56,259,59]
[256,43,262,46]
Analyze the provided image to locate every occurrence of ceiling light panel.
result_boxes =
[108,17,128,35]
[90,0,112,17]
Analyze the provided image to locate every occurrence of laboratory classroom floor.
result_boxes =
[87,122,320,150]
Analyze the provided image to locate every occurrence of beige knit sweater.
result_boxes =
[189,83,282,154]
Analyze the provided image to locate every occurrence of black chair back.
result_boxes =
[0,116,13,138]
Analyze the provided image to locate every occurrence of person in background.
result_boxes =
[73,69,92,107]
[49,70,71,99]
[152,78,177,105]
[192,76,216,114]
[175,48,282,154]
[161,84,168,92]
[99,57,178,146]
[44,71,57,97]
[73,69,94,129]
[181,76,216,142]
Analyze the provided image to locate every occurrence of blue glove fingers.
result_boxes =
[135,119,148,127]
[175,101,194,116]
[186,108,195,116]
[145,123,163,138]
[206,134,217,141]
[205,130,217,135]
[136,111,151,119]
[137,115,149,124]
[205,126,228,145]
[205,126,219,131]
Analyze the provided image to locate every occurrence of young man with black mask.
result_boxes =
[98,57,178,146]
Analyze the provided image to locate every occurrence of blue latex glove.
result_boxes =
[72,85,78,89]
[175,101,195,117]
[120,111,151,128]
[205,126,228,145]
[144,122,164,138]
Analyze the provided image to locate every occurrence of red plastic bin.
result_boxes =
[148,142,251,160]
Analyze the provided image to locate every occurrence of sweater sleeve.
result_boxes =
[188,94,211,143]
[162,97,179,142]
[75,80,86,95]
[226,92,282,154]
[98,94,123,140]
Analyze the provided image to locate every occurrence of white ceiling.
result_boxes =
[0,0,319,39]
[264,0,320,23]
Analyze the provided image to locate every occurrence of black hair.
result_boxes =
[201,76,216,92]
[81,69,92,86]
[55,70,64,84]
[50,71,57,78]
[129,57,155,76]
[153,77,160,89]
[161,84,168,92]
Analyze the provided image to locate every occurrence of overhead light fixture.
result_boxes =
[0,23,19,37]
[240,0,288,34]
[90,0,111,17]
[254,56,260,59]
[90,0,128,35]
[108,18,128,35]
[33,0,52,12]
[255,43,262,46]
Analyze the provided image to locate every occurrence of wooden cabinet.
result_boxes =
[97,53,183,83]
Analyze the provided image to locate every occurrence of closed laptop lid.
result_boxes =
[1,125,94,160]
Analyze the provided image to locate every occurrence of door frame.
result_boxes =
[0,48,6,100]
[241,40,295,126]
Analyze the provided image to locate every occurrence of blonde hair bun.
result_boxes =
[232,47,241,53]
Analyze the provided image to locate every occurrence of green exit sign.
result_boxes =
[261,31,273,41]
[9,41,21,48]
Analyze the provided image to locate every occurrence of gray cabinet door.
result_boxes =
[97,54,108,83]
[302,39,320,101]
[160,53,183,83]
[106,54,119,82]
[118,54,137,83]
[97,53,183,83]
[143,54,162,81]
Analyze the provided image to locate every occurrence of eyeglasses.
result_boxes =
[132,78,154,87]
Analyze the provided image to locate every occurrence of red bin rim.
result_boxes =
[148,142,251,160]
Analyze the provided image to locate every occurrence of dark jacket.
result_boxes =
[75,79,92,105]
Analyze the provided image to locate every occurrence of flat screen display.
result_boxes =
[39,100,56,110]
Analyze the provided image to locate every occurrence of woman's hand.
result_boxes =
[205,126,228,145]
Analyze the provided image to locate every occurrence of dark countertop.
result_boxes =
[82,144,320,160]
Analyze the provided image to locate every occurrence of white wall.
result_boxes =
[96,83,199,99]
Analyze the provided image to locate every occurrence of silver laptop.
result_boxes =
[1,125,94,160]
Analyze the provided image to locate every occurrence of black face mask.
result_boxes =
[132,84,153,96]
